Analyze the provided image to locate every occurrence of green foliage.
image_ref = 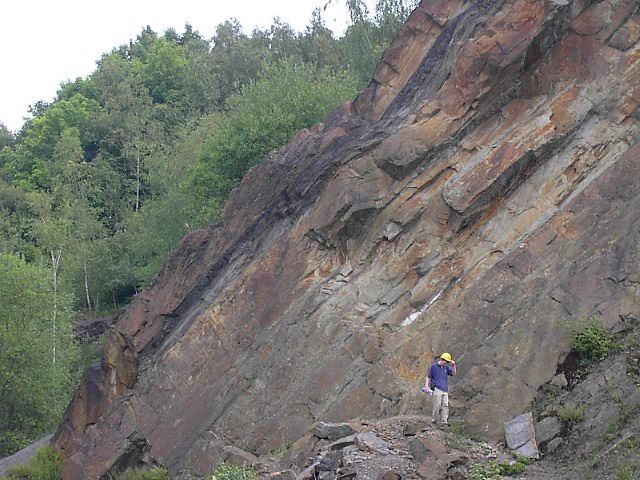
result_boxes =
[0,253,80,455]
[445,421,474,451]
[340,0,417,84]
[614,464,637,480]
[513,455,534,466]
[142,39,188,104]
[498,459,528,475]
[467,462,502,480]
[0,123,14,149]
[556,404,586,424]
[572,317,614,365]
[190,59,358,220]
[468,457,533,479]
[112,467,169,480]
[210,463,256,480]
[601,399,640,444]
[7,94,102,190]
[0,445,62,480]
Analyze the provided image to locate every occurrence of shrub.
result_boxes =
[557,404,586,424]
[467,457,533,479]
[467,462,501,480]
[614,465,636,480]
[573,317,614,365]
[498,460,527,475]
[210,463,256,480]
[0,445,61,480]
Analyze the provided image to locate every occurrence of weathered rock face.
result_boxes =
[53,0,640,478]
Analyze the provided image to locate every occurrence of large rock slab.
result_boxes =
[355,432,393,455]
[505,413,539,459]
[312,422,357,441]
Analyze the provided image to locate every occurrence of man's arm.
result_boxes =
[424,366,431,389]
[449,360,457,376]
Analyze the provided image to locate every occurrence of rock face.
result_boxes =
[53,0,640,478]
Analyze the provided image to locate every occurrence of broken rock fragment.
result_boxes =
[504,412,539,459]
[313,422,358,441]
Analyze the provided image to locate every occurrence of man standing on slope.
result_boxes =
[424,352,456,425]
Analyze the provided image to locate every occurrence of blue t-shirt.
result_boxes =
[428,362,453,392]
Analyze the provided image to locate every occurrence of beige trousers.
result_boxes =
[432,387,449,423]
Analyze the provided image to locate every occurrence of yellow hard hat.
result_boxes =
[440,352,453,362]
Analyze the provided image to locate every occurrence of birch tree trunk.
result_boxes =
[135,150,141,212]
[84,255,92,311]
[50,249,62,370]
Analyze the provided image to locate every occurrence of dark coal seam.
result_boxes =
[381,0,508,123]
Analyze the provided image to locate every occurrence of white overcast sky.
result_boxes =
[1,0,377,132]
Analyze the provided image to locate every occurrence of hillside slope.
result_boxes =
[53,0,640,478]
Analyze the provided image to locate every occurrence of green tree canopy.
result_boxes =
[189,59,359,220]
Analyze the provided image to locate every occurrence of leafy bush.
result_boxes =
[557,404,586,424]
[467,457,532,479]
[467,462,502,480]
[112,467,168,480]
[614,465,637,480]
[0,445,61,480]
[498,459,527,475]
[573,317,614,365]
[210,463,256,480]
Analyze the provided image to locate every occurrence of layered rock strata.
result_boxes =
[54,0,640,478]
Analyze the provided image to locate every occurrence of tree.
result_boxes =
[210,20,269,103]
[300,9,341,69]
[0,123,14,150]
[0,253,78,456]
[142,38,188,105]
[339,0,418,84]
[52,128,106,310]
[94,55,161,213]
[5,94,102,190]
[189,59,359,221]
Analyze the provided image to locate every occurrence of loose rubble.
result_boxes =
[251,416,518,480]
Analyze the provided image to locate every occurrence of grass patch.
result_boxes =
[556,404,586,425]
[614,465,637,480]
[210,463,256,480]
[445,421,474,451]
[262,441,292,460]
[601,416,624,443]
[0,445,61,480]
